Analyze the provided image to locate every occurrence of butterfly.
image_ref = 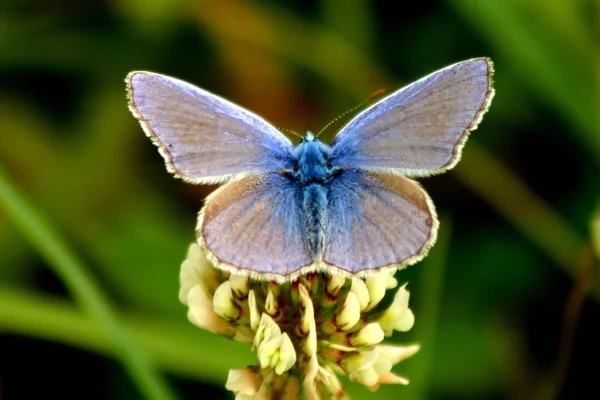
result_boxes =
[126,58,494,282]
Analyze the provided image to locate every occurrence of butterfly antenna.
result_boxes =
[316,107,358,138]
[279,127,303,139]
[316,88,389,138]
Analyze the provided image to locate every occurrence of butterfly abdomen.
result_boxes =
[303,183,327,260]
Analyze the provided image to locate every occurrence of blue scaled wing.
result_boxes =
[330,58,494,177]
[127,72,294,184]
[323,169,437,274]
[198,173,313,280]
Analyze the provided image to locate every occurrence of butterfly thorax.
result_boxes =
[291,135,334,185]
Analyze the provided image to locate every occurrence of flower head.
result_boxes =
[180,243,419,399]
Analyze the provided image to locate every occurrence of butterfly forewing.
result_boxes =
[198,173,314,280]
[127,72,294,184]
[323,170,437,273]
[330,58,494,177]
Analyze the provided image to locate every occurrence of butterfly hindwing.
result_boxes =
[198,173,314,279]
[127,72,294,184]
[330,58,494,177]
[323,169,438,274]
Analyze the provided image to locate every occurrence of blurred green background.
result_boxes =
[1,0,599,399]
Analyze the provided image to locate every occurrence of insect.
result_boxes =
[126,58,494,282]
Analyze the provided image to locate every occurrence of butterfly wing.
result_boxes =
[330,58,494,177]
[198,173,314,281]
[323,169,437,274]
[127,72,294,184]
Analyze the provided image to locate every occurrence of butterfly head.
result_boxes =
[303,131,316,142]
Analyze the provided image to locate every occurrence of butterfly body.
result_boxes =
[290,134,332,259]
[127,58,495,282]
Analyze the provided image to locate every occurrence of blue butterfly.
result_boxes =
[126,58,494,282]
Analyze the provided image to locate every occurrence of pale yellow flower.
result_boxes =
[225,367,262,400]
[180,242,420,399]
[378,282,415,335]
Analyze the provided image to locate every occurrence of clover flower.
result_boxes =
[179,243,420,399]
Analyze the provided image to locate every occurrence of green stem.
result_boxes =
[0,166,176,400]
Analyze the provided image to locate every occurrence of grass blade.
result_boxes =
[0,165,177,400]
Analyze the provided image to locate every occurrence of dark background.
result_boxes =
[1,0,599,399]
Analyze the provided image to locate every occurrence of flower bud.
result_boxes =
[372,357,392,375]
[384,271,398,289]
[275,333,297,375]
[374,372,409,386]
[257,332,297,375]
[319,367,344,397]
[365,273,388,310]
[303,321,317,357]
[336,291,361,331]
[326,273,346,297]
[258,337,281,369]
[179,243,220,304]
[178,259,199,305]
[248,290,261,331]
[302,355,319,399]
[229,275,250,298]
[299,284,314,334]
[351,278,370,311]
[341,352,373,376]
[265,289,278,317]
[254,314,281,350]
[357,367,379,387]
[350,323,384,347]
[186,286,234,336]
[225,368,261,399]
[377,344,420,365]
[298,284,317,356]
[395,308,415,332]
[213,281,239,321]
[377,283,413,335]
